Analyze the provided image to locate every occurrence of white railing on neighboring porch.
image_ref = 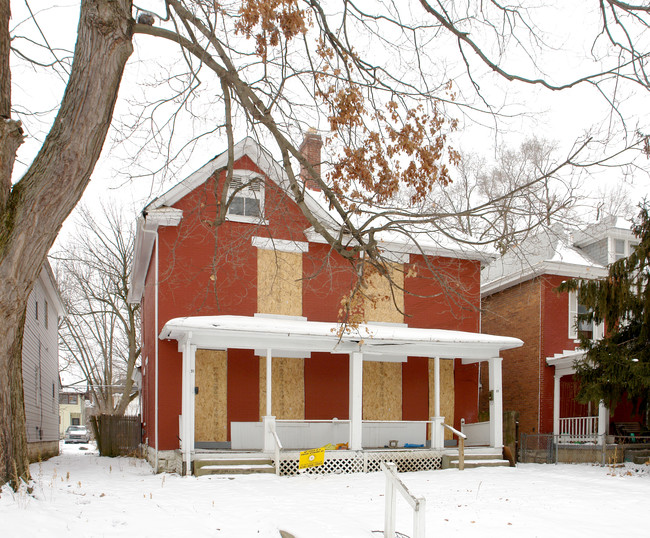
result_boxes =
[559,416,598,442]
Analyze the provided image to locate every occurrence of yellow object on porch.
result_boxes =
[299,447,326,469]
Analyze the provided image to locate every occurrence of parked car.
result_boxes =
[64,425,90,444]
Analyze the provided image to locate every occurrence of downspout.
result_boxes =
[538,278,543,435]
[154,230,159,473]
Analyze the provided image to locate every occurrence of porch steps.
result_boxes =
[194,456,276,476]
[448,453,510,469]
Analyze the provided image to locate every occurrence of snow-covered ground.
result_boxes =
[1,442,648,537]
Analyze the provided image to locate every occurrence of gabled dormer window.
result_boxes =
[226,171,266,224]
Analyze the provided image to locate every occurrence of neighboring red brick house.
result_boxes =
[129,135,521,473]
[481,219,641,442]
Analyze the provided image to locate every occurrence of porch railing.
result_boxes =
[271,429,282,476]
[443,422,466,470]
[559,416,598,442]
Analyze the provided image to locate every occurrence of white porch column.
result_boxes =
[598,400,608,444]
[431,357,444,449]
[433,357,441,417]
[349,352,363,450]
[181,336,196,476]
[263,415,277,452]
[553,374,561,439]
[488,357,503,449]
[266,348,272,416]
[430,416,445,450]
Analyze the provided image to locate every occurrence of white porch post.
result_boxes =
[263,348,277,453]
[263,416,277,452]
[488,357,503,449]
[181,336,196,476]
[349,352,363,450]
[553,374,561,439]
[431,357,444,449]
[266,348,272,416]
[598,400,608,444]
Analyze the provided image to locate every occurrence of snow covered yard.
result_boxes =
[1,443,649,537]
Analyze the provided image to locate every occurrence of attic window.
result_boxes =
[226,174,266,223]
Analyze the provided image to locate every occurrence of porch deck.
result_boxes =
[192,446,504,476]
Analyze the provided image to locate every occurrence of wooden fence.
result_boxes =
[90,414,142,457]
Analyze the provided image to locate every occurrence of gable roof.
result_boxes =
[481,229,608,297]
[130,136,497,302]
[144,136,339,230]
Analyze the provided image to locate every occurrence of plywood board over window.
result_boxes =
[429,358,455,440]
[363,263,404,420]
[363,362,402,420]
[195,350,227,443]
[257,249,303,316]
[364,263,405,324]
[257,248,304,420]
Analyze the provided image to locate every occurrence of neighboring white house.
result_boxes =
[22,261,65,462]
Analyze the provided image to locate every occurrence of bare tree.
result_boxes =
[2,0,650,486]
[434,138,578,255]
[54,205,140,418]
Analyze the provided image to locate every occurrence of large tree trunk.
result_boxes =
[0,0,134,487]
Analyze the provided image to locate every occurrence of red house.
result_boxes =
[481,219,642,446]
[129,135,521,474]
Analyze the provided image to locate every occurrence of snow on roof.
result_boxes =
[573,215,635,247]
[160,315,522,360]
[142,136,495,262]
[481,229,607,296]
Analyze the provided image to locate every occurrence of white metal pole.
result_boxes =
[154,231,159,473]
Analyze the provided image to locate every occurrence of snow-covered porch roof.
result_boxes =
[159,315,523,361]
[160,314,522,475]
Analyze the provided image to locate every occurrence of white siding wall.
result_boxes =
[22,268,61,444]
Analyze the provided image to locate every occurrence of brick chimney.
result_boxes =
[299,128,323,192]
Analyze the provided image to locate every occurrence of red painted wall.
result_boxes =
[304,352,349,420]
[141,154,488,449]
[227,349,260,438]
[402,357,429,421]
[405,254,482,429]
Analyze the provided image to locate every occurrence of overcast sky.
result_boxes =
[8,1,650,241]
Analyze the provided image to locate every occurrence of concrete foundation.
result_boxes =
[27,440,59,463]
[144,445,182,474]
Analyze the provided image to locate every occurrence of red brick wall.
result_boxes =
[482,278,542,435]
[540,275,585,433]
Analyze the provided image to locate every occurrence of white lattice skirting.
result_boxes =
[278,449,444,476]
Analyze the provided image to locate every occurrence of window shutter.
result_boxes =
[568,290,578,340]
